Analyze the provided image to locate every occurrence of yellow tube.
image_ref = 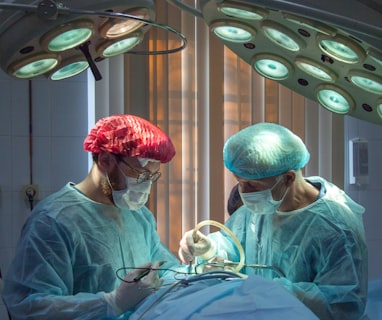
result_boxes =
[194,220,245,274]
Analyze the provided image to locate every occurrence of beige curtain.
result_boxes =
[96,0,344,254]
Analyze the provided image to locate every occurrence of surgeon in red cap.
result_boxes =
[3,114,180,320]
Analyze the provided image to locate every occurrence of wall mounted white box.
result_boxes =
[349,138,369,185]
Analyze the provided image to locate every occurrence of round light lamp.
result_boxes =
[262,21,305,52]
[8,53,59,79]
[98,31,144,57]
[295,56,337,82]
[252,54,292,80]
[210,20,256,43]
[49,56,89,80]
[348,70,382,94]
[99,7,151,39]
[41,20,94,52]
[315,84,354,114]
[317,34,365,64]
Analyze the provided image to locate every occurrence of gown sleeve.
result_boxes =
[3,211,116,320]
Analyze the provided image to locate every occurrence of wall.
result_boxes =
[344,116,382,281]
[0,70,90,318]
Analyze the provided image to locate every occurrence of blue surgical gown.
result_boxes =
[208,177,368,320]
[2,182,179,320]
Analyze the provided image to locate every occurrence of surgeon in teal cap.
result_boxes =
[179,122,368,320]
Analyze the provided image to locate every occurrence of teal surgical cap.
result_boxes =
[223,122,310,179]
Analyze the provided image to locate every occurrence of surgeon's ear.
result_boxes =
[284,170,296,187]
[97,152,117,172]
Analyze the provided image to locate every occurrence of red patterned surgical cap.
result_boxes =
[83,114,176,163]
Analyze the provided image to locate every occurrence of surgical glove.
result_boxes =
[178,230,216,264]
[104,262,163,315]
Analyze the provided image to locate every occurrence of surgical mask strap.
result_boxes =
[105,172,114,190]
[269,175,288,200]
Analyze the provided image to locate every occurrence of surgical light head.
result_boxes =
[83,114,176,163]
[223,122,310,179]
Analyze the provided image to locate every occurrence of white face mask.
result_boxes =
[112,176,152,210]
[239,176,288,215]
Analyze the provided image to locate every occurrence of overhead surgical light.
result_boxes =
[41,20,94,52]
[295,56,336,82]
[48,56,89,80]
[99,7,150,38]
[210,21,256,43]
[262,21,304,52]
[8,53,59,79]
[166,0,382,126]
[0,0,186,81]
[316,85,354,114]
[348,70,382,95]
[98,31,144,58]
[252,54,292,80]
[317,34,365,64]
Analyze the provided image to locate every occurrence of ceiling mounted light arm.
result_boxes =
[78,41,102,81]
[0,2,38,12]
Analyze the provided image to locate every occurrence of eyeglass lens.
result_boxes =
[120,158,161,183]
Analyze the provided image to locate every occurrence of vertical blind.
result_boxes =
[95,1,344,255]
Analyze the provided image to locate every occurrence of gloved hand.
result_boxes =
[104,261,163,315]
[178,230,216,264]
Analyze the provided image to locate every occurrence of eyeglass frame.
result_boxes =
[117,157,161,184]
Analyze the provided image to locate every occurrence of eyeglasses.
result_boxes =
[119,158,161,184]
